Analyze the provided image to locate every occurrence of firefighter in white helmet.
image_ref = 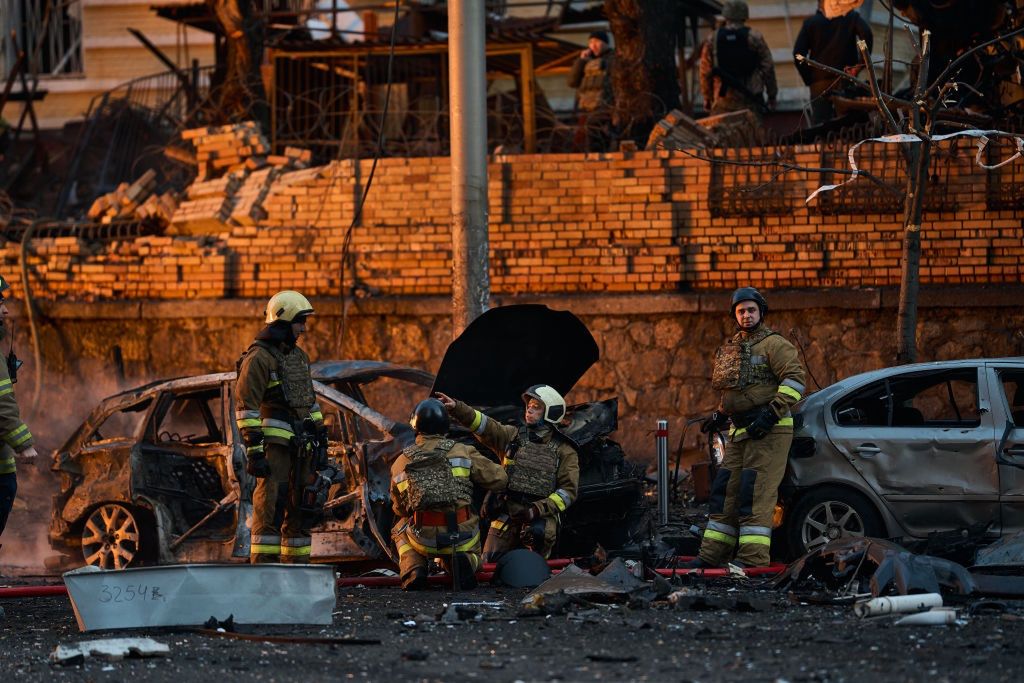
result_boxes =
[235,291,326,564]
[435,384,579,561]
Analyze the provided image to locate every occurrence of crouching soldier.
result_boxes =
[391,398,507,590]
[436,385,579,562]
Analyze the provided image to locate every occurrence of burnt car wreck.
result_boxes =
[48,306,653,571]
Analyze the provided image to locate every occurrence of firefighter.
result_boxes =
[235,290,325,564]
[390,398,507,590]
[689,287,805,568]
[435,385,579,562]
[0,275,37,540]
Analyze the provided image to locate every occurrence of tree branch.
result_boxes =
[926,25,1024,99]
[794,54,915,110]
[858,38,903,135]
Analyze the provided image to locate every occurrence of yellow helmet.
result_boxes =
[265,290,314,324]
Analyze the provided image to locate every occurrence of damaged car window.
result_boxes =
[998,370,1024,426]
[86,399,152,444]
[148,390,225,445]
[833,369,980,428]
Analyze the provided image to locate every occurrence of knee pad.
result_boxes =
[709,468,731,515]
[738,469,758,517]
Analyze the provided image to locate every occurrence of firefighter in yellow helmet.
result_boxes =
[435,385,579,561]
[0,274,37,540]
[235,291,326,563]
[390,398,507,590]
[687,287,805,568]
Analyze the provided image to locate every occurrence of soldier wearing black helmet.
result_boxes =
[390,398,507,590]
[689,287,805,568]
[435,385,580,562]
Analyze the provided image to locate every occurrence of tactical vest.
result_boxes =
[506,427,560,499]
[715,27,758,83]
[401,440,473,512]
[711,326,780,391]
[577,56,610,112]
[251,341,316,413]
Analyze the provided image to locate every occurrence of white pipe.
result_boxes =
[853,593,943,618]
[895,607,959,626]
[656,419,669,525]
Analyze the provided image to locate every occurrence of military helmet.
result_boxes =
[265,290,314,324]
[522,384,567,424]
[721,0,749,22]
[410,398,450,435]
[731,286,767,317]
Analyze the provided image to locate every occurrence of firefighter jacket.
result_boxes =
[0,356,31,476]
[235,338,322,448]
[711,325,805,441]
[390,434,507,557]
[450,400,579,518]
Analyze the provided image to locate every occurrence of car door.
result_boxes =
[986,362,1024,536]
[824,365,1000,538]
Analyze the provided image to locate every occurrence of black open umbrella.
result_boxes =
[431,304,599,407]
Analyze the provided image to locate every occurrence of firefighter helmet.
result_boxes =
[410,398,450,435]
[265,291,314,324]
[522,384,566,424]
[730,286,767,317]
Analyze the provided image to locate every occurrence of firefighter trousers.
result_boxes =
[0,472,16,537]
[698,429,791,567]
[482,513,557,562]
[393,519,482,586]
[250,442,313,564]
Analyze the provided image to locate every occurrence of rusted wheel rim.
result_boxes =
[801,500,865,553]
[81,504,140,570]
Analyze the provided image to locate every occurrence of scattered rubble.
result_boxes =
[86,169,179,225]
[646,108,763,150]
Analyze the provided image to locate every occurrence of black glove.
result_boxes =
[242,428,270,478]
[511,504,540,524]
[746,406,780,440]
[700,410,730,434]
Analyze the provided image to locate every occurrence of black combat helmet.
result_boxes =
[730,286,768,317]
[410,398,450,435]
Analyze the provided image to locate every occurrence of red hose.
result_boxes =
[0,585,68,598]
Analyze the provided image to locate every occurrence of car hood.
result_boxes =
[311,360,434,387]
[430,304,599,407]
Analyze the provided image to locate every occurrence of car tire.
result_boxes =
[785,486,884,558]
[80,503,155,570]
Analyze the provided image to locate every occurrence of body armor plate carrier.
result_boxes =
[255,341,316,412]
[711,326,779,390]
[402,440,472,512]
[507,429,560,499]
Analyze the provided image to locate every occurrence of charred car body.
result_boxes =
[49,306,652,569]
[779,358,1024,558]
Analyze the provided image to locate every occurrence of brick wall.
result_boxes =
[3,146,1022,300]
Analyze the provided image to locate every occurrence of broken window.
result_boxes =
[833,368,980,428]
[1,1,84,78]
[86,399,152,444]
[148,389,225,445]
[998,370,1024,426]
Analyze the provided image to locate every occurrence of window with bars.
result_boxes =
[0,1,83,79]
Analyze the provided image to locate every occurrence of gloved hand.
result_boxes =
[700,410,730,434]
[746,406,780,440]
[511,504,540,524]
[15,446,38,462]
[246,448,271,478]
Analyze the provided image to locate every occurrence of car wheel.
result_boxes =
[81,503,148,570]
[786,487,884,557]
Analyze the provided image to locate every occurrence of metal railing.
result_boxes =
[707,143,798,218]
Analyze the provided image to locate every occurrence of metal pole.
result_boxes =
[448,0,490,338]
[656,419,669,525]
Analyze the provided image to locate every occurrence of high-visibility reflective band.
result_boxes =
[473,412,489,435]
[263,427,295,440]
[738,534,772,546]
[252,534,281,544]
[449,457,472,469]
[503,457,515,466]
[246,444,264,455]
[468,410,482,432]
[393,472,408,483]
[0,455,15,474]
[251,544,281,555]
[261,417,294,431]
[729,426,747,437]
[778,417,794,427]
[704,529,738,546]
[267,379,282,388]
[407,530,480,556]
[452,467,471,478]
[280,538,312,556]
[707,520,737,537]
[730,416,794,437]
[490,519,508,532]
[310,411,323,422]
[0,379,11,388]
[4,424,30,447]
[781,378,806,394]
[740,525,772,537]
[548,489,571,511]
[0,386,11,398]
[777,385,802,401]
[397,542,413,557]
[236,409,260,420]
[396,480,409,492]
[237,418,262,429]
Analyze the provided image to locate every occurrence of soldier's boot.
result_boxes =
[401,567,428,591]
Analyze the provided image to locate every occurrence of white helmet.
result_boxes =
[265,290,314,324]
[522,384,566,424]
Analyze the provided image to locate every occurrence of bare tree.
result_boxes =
[206,0,269,128]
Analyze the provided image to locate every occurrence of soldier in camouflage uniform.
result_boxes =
[0,275,37,541]
[690,287,805,568]
[390,398,507,590]
[235,291,324,564]
[436,385,579,562]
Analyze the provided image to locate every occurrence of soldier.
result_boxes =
[390,398,507,590]
[699,1,778,119]
[0,275,37,541]
[688,287,805,568]
[435,385,579,562]
[235,290,325,564]
[568,30,615,151]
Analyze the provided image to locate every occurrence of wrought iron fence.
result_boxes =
[985,116,1024,211]
[707,143,798,218]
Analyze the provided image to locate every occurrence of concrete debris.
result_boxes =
[438,603,481,624]
[50,637,170,665]
[667,590,773,612]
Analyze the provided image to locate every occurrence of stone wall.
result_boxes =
[15,288,1024,461]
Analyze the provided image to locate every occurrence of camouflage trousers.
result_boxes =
[698,429,791,567]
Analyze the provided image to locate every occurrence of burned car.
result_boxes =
[779,358,1024,558]
[49,306,651,569]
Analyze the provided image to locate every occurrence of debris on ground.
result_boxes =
[974,530,1024,569]
[50,637,169,665]
[853,593,943,618]
[518,558,672,616]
